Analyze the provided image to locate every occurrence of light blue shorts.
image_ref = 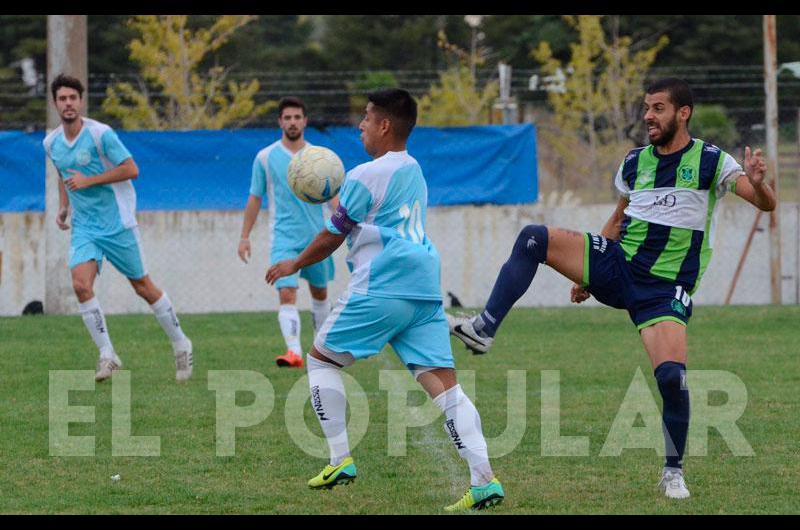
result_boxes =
[314,292,454,371]
[69,227,147,279]
[271,246,334,290]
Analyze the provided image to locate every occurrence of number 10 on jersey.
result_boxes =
[396,201,424,243]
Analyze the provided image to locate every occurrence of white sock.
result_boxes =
[307,355,350,466]
[150,292,189,347]
[79,297,116,360]
[311,297,330,333]
[278,304,302,355]
[433,384,494,486]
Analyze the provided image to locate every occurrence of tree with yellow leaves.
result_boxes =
[102,15,274,130]
[533,15,668,197]
[417,30,499,126]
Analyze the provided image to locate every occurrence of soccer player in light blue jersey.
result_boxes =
[43,74,193,383]
[448,78,777,499]
[267,89,504,512]
[238,97,336,369]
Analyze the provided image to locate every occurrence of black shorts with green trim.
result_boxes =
[581,233,693,331]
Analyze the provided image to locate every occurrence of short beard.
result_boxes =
[60,114,78,124]
[650,117,679,147]
[284,130,302,141]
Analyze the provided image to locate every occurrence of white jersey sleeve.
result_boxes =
[613,161,630,198]
[715,152,744,199]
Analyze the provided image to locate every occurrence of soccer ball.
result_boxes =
[287,146,345,204]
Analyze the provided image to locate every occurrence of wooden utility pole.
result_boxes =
[45,15,87,314]
[763,15,782,304]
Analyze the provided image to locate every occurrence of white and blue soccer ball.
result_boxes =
[288,146,345,204]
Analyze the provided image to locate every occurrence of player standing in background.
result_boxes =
[267,88,504,511]
[238,97,337,369]
[448,78,776,499]
[43,74,193,382]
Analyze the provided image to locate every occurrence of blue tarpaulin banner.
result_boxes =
[0,124,537,212]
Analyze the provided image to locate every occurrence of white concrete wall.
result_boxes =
[0,213,46,314]
[1,203,798,316]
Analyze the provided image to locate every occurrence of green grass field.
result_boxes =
[1,305,798,514]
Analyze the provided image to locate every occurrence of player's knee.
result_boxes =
[654,361,686,392]
[278,287,298,305]
[131,281,149,298]
[308,346,353,368]
[513,224,549,263]
[72,279,93,300]
[310,287,328,300]
[131,279,158,302]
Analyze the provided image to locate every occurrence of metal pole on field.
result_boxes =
[796,108,800,304]
[45,15,87,314]
[763,15,782,304]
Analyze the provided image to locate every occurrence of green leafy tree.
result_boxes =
[347,71,399,123]
[417,31,499,126]
[88,15,138,75]
[0,65,46,130]
[195,15,324,72]
[481,15,576,68]
[691,105,740,150]
[0,15,46,130]
[319,16,470,71]
[101,15,274,130]
[0,15,46,69]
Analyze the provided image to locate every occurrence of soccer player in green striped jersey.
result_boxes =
[447,78,776,499]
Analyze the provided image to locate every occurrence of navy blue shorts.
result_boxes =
[581,233,693,331]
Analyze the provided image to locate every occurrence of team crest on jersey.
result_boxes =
[76,149,91,166]
[678,166,695,183]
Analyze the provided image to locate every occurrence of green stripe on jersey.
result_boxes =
[620,219,649,262]
[692,149,726,294]
[621,147,658,261]
[634,147,659,191]
[675,140,703,190]
[650,226,693,280]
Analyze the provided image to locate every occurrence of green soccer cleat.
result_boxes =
[307,457,357,489]
[444,478,505,512]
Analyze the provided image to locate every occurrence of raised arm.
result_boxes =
[733,146,776,212]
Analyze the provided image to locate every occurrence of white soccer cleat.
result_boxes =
[95,356,122,382]
[446,313,493,354]
[658,468,691,499]
[173,339,193,382]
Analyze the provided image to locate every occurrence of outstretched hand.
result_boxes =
[743,146,767,186]
[266,259,298,285]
